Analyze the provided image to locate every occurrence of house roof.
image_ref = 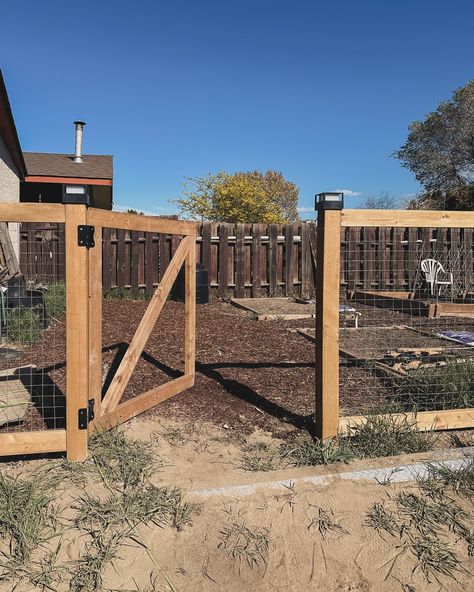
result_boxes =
[0,70,27,179]
[23,152,113,180]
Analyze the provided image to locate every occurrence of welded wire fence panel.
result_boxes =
[340,226,474,417]
[0,222,66,434]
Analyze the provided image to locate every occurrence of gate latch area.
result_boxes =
[78,399,95,429]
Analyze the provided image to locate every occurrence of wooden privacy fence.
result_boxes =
[20,221,474,296]
[0,204,196,461]
[316,208,474,440]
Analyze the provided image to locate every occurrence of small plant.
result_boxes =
[365,502,401,538]
[89,428,157,489]
[409,536,465,583]
[366,464,474,585]
[75,485,196,533]
[280,436,353,467]
[105,287,151,301]
[239,442,279,472]
[218,521,270,568]
[347,414,435,458]
[5,306,42,344]
[426,459,474,498]
[395,492,442,536]
[308,507,349,539]
[0,472,57,563]
[68,530,126,592]
[43,283,66,319]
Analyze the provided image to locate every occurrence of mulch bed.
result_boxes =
[1,298,473,437]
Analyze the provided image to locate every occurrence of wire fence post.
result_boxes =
[315,192,343,439]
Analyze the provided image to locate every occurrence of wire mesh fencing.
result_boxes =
[339,225,474,419]
[0,221,66,434]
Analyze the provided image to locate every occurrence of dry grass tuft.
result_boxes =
[218,521,270,568]
[239,442,279,472]
[0,472,58,564]
[308,507,349,539]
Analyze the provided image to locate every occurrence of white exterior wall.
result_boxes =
[0,134,21,260]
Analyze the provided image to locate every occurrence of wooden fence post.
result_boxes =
[66,204,90,461]
[185,233,196,379]
[89,226,102,418]
[315,193,343,440]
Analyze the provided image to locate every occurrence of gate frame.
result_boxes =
[0,203,196,461]
[315,208,474,440]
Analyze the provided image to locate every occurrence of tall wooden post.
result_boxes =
[89,226,103,418]
[184,232,196,380]
[315,193,343,440]
[65,204,90,461]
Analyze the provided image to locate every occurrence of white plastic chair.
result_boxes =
[420,259,453,297]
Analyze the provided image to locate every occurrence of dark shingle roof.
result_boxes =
[0,70,27,178]
[23,152,113,180]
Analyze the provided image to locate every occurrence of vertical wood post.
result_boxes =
[184,232,196,380]
[315,194,343,440]
[66,205,90,461]
[89,226,102,418]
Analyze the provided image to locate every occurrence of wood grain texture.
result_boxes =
[90,376,194,431]
[339,408,474,433]
[0,430,66,456]
[89,226,102,418]
[342,209,474,228]
[65,205,89,461]
[0,203,66,222]
[315,209,341,439]
[88,207,196,235]
[185,234,196,378]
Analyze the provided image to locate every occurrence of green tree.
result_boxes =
[173,170,299,223]
[394,80,474,209]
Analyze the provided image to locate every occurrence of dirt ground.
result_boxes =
[2,298,474,434]
[1,416,473,592]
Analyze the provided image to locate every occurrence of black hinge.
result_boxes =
[77,225,95,248]
[78,399,95,430]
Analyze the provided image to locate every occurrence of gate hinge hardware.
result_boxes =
[77,225,95,248]
[78,399,95,430]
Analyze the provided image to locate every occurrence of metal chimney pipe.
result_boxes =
[73,120,86,162]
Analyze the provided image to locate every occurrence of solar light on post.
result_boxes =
[314,192,344,440]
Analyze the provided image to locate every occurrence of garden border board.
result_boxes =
[231,297,315,320]
[350,290,474,319]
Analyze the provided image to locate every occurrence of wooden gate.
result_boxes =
[0,204,196,461]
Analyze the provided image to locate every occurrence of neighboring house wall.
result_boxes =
[0,134,21,260]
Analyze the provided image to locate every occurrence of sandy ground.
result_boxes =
[1,417,473,592]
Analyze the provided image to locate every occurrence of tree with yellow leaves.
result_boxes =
[173,170,299,222]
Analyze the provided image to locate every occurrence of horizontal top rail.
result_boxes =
[342,209,474,228]
[0,203,66,222]
[88,208,197,235]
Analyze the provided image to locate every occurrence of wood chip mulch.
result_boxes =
[1,298,473,437]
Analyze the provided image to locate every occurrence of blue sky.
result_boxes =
[1,0,473,216]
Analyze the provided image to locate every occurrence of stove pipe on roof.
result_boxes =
[73,120,85,163]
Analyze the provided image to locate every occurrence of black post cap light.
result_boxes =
[315,192,344,211]
[62,184,91,206]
